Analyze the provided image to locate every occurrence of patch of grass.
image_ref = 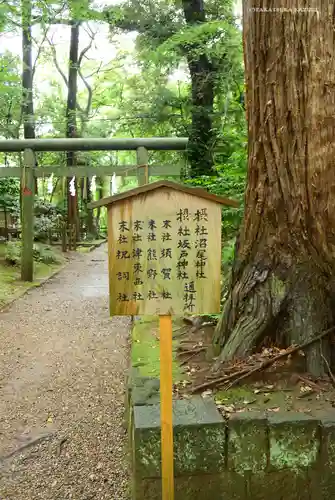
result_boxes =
[76,246,92,254]
[0,242,66,309]
[131,316,184,382]
[215,386,256,404]
[213,384,313,414]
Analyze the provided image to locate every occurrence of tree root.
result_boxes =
[213,261,333,378]
[191,325,335,393]
[321,354,335,389]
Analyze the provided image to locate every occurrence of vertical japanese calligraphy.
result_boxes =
[108,188,221,315]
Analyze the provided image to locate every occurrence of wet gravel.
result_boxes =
[0,245,130,499]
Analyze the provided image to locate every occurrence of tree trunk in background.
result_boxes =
[213,1,335,377]
[21,0,37,194]
[95,177,103,235]
[66,21,80,236]
[86,177,96,237]
[182,0,215,176]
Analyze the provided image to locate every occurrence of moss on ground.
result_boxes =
[0,242,66,309]
[76,239,107,253]
[214,385,291,409]
[131,316,184,382]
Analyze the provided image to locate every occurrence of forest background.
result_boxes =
[0,0,246,311]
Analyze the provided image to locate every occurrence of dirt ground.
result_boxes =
[0,245,130,500]
[176,321,335,417]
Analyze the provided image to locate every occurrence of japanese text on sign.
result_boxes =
[108,189,221,316]
[114,207,209,313]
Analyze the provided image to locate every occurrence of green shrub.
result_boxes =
[5,241,61,266]
[222,238,236,270]
[34,198,63,242]
[4,241,21,265]
[33,244,62,265]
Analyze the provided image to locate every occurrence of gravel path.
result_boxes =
[0,245,130,499]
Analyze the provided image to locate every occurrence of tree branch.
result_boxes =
[77,24,99,118]
[47,35,68,85]
[32,28,50,79]
[78,68,93,117]
[47,35,84,115]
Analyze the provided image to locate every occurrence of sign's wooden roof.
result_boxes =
[88,180,239,209]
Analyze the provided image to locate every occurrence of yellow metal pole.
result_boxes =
[159,315,174,500]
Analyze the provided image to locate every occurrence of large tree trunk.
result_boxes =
[213,1,335,377]
[66,21,80,235]
[182,0,215,176]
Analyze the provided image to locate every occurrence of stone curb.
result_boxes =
[131,397,335,499]
[77,239,107,253]
[88,238,107,251]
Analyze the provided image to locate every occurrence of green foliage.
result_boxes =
[0,52,22,140]
[4,241,21,266]
[222,238,236,269]
[155,19,242,68]
[33,243,62,264]
[0,178,20,198]
[0,178,20,217]
[5,240,61,266]
[184,161,246,240]
[34,198,63,242]
[0,0,246,260]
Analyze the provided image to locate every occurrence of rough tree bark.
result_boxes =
[66,21,80,235]
[213,1,335,377]
[182,0,215,177]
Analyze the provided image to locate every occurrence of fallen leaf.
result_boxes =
[222,405,235,413]
[201,389,212,398]
[300,385,312,394]
[268,407,280,412]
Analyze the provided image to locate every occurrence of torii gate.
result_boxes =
[0,137,188,281]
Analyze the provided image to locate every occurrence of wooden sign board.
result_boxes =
[107,188,222,315]
[88,180,238,317]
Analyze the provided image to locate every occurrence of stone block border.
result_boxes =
[128,372,335,500]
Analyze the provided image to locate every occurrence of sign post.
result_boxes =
[88,180,238,500]
[159,314,174,499]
